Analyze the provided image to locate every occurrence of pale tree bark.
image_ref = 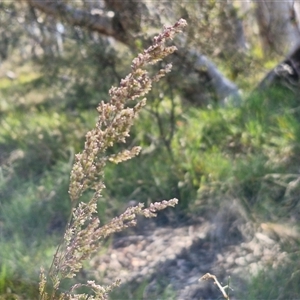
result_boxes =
[189,51,241,105]
[254,0,300,56]
[237,0,259,52]
[294,1,300,25]
[257,45,300,93]
[220,0,247,55]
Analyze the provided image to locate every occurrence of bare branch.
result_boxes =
[191,50,241,105]
[22,0,123,41]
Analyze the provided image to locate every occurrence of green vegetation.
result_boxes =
[246,259,300,300]
[1,22,300,300]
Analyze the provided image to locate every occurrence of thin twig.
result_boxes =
[200,273,230,299]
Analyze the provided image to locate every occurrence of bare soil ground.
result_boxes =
[91,205,298,300]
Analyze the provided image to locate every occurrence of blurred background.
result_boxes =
[1,1,300,299]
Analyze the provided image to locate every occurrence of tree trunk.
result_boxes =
[256,45,300,98]
[254,0,300,56]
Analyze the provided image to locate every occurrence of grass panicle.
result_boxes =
[39,19,187,300]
